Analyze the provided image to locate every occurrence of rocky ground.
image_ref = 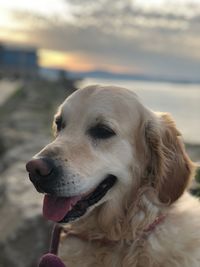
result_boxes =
[0,79,23,105]
[0,79,77,267]
[0,79,199,267]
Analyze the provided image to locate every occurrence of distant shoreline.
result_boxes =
[69,70,200,85]
[40,67,200,85]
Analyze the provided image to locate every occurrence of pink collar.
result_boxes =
[61,214,166,246]
[138,214,166,242]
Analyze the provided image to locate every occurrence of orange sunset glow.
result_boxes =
[39,50,95,71]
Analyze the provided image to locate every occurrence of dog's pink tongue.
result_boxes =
[43,195,81,222]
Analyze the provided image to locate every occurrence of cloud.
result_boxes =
[5,0,200,79]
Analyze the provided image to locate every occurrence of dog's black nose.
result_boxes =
[26,157,56,192]
[26,158,53,177]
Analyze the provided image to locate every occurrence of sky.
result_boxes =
[0,0,200,80]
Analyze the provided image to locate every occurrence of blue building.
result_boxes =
[0,43,38,78]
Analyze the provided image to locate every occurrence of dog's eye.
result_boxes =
[88,124,116,139]
[55,117,65,131]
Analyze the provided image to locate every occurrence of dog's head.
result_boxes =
[26,85,193,224]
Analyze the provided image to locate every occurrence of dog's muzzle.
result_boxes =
[26,158,117,223]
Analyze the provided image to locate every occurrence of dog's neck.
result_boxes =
[63,213,166,247]
[66,189,167,244]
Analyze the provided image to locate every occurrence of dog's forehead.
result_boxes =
[61,86,140,121]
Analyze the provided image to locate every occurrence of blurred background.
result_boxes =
[0,0,200,266]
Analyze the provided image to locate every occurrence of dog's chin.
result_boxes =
[42,175,117,224]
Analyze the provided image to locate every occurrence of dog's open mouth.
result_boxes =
[43,175,117,223]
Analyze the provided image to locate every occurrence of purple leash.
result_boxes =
[38,224,67,267]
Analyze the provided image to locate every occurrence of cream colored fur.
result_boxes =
[37,85,199,267]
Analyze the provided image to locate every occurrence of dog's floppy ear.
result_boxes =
[144,113,193,204]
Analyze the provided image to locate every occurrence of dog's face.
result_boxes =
[26,85,192,224]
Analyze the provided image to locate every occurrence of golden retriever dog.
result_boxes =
[26,85,200,267]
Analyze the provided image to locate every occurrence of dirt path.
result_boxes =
[0,79,22,105]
